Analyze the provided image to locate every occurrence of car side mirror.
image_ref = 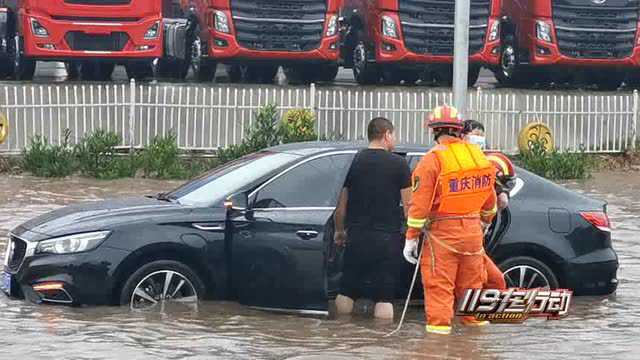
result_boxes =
[225,191,249,212]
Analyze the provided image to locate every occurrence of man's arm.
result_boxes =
[480,190,498,224]
[334,188,348,246]
[401,187,412,219]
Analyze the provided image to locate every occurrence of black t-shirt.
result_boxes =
[344,149,412,233]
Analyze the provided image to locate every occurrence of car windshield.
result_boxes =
[168,151,300,207]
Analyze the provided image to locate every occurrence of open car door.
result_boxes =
[229,151,355,315]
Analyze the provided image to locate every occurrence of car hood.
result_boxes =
[12,197,188,240]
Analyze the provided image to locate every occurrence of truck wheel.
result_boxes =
[468,65,481,87]
[352,41,380,85]
[626,72,640,90]
[125,61,154,81]
[317,63,339,83]
[227,64,247,83]
[153,58,177,79]
[80,62,115,81]
[592,71,624,91]
[119,260,205,311]
[65,61,81,80]
[190,32,217,82]
[499,256,559,290]
[494,35,527,87]
[246,65,278,84]
[10,36,35,81]
[432,65,453,87]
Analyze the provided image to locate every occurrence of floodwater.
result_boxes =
[0,173,638,359]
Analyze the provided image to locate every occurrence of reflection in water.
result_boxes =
[0,173,638,359]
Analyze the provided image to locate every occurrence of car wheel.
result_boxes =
[119,260,205,311]
[10,35,36,81]
[499,256,559,289]
[190,29,217,82]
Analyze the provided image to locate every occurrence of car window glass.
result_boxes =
[176,152,299,207]
[253,153,354,209]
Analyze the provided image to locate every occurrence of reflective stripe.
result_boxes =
[407,217,427,228]
[426,325,452,335]
[481,205,498,216]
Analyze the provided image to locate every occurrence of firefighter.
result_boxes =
[403,105,497,335]
[482,152,517,290]
[334,117,412,320]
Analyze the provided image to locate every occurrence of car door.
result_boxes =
[230,151,355,314]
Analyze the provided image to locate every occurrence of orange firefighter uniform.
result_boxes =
[407,138,497,333]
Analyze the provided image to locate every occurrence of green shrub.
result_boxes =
[75,130,135,179]
[22,129,76,177]
[280,109,317,143]
[140,133,185,179]
[520,138,593,180]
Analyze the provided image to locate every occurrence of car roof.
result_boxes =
[266,141,429,156]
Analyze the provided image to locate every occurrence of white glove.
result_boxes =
[403,239,419,265]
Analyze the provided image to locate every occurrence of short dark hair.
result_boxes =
[433,127,461,142]
[463,119,485,134]
[367,117,394,142]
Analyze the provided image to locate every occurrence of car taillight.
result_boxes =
[580,211,611,232]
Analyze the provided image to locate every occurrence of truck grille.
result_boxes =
[6,236,27,272]
[552,0,639,59]
[230,0,326,52]
[64,0,132,4]
[65,32,129,52]
[399,0,491,56]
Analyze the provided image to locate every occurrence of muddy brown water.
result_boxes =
[0,173,638,359]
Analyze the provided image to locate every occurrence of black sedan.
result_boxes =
[1,142,618,314]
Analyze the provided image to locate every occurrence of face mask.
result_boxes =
[467,134,486,149]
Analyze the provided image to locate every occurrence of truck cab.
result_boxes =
[339,0,501,85]
[0,0,163,80]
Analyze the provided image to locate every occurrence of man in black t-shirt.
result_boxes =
[333,117,412,319]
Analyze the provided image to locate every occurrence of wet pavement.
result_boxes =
[0,173,638,359]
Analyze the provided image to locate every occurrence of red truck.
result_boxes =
[0,0,163,81]
[497,0,640,90]
[339,0,502,85]
[159,0,342,84]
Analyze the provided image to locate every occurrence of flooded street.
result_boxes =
[0,173,638,359]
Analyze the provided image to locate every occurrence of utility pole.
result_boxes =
[453,0,471,116]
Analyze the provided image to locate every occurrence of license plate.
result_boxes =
[0,271,11,295]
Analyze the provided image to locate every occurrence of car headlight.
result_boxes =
[215,10,230,34]
[381,15,399,39]
[488,21,499,41]
[31,18,49,38]
[36,231,111,255]
[326,15,338,37]
[144,21,160,40]
[536,20,552,42]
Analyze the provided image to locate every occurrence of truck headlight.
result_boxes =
[488,21,499,41]
[326,15,338,37]
[381,15,399,39]
[144,21,160,40]
[36,231,111,255]
[30,18,49,38]
[536,20,553,43]
[215,10,230,34]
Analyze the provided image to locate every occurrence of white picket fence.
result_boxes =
[0,80,637,154]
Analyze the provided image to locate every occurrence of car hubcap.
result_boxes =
[191,36,202,73]
[503,265,551,289]
[130,270,198,310]
[501,46,516,78]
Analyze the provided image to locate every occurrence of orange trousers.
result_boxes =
[484,254,506,290]
[420,234,487,327]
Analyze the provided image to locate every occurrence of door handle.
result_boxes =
[193,223,225,232]
[296,230,319,239]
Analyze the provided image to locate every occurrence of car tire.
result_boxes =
[10,35,36,81]
[499,256,559,289]
[494,34,529,87]
[119,260,206,310]
[190,27,217,82]
[468,65,481,87]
